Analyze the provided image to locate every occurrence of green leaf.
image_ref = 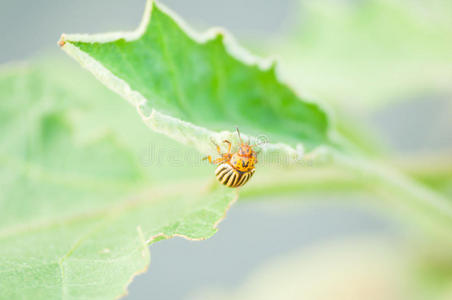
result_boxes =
[59,0,335,162]
[58,0,452,239]
[0,61,236,299]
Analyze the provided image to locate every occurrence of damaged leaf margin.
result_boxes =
[59,0,336,164]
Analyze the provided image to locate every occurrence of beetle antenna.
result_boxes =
[236,127,243,144]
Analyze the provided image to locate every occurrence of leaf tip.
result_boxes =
[214,31,225,43]
[267,59,278,75]
[58,34,66,47]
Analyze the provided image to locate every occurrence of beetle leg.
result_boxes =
[223,140,232,153]
[203,155,225,164]
[213,157,224,164]
[202,155,212,163]
[210,137,222,154]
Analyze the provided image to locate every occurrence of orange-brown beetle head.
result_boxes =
[238,143,253,157]
[236,128,255,157]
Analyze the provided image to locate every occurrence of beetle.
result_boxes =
[204,128,259,188]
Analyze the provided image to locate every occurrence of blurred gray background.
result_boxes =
[1,1,450,299]
[0,0,296,63]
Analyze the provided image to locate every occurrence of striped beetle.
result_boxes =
[204,128,259,188]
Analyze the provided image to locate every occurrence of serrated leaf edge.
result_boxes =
[59,0,332,163]
[117,190,239,299]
